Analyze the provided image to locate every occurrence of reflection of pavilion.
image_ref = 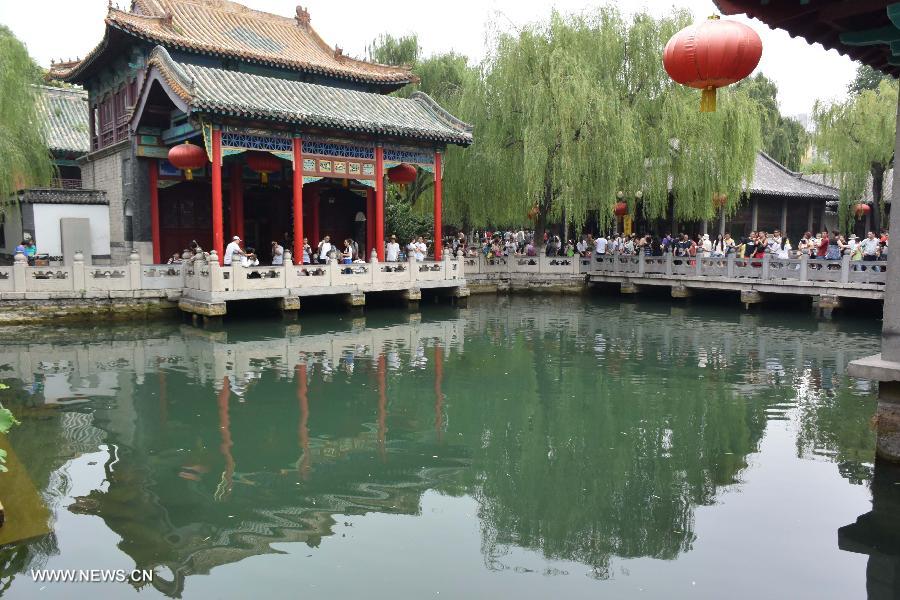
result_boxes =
[839,463,900,600]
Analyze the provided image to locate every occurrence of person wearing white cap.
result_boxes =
[224,235,245,266]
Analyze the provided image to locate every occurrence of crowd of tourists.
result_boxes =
[471,228,889,265]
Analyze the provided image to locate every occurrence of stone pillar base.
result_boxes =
[620,281,640,294]
[816,294,843,319]
[741,290,764,310]
[671,285,693,299]
[876,382,900,463]
[344,292,366,310]
[179,298,227,318]
[402,287,421,307]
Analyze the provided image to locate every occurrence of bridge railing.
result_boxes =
[589,253,887,286]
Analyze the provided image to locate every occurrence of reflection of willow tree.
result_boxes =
[441,321,768,576]
[795,377,876,485]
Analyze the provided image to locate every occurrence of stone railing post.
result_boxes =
[457,250,465,277]
[370,249,378,264]
[638,253,646,276]
[208,250,224,292]
[128,250,141,289]
[799,254,809,282]
[73,251,86,292]
[443,249,451,279]
[329,258,339,286]
[284,249,293,266]
[727,254,735,278]
[762,253,770,280]
[408,254,417,282]
[13,251,27,292]
[695,253,703,276]
[665,253,673,276]
[840,254,851,283]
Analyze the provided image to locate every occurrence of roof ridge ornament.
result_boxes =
[334,45,344,61]
[295,5,310,28]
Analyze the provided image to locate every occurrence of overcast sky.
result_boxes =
[0,0,858,117]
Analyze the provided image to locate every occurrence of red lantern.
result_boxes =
[388,163,417,186]
[713,193,727,209]
[663,16,762,112]
[527,205,539,220]
[167,141,206,181]
[854,203,872,219]
[245,152,283,184]
[614,201,628,217]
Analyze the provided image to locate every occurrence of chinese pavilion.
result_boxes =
[50,0,473,264]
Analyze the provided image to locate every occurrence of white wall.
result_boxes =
[32,203,111,257]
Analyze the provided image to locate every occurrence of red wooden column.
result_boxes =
[228,161,240,238]
[211,126,224,263]
[375,145,385,261]
[292,137,304,259]
[366,189,376,257]
[148,158,161,263]
[433,150,443,260]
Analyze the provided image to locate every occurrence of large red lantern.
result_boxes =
[245,152,283,184]
[663,16,762,112]
[713,193,727,209]
[388,163,417,186]
[854,203,872,219]
[614,201,628,217]
[167,141,207,180]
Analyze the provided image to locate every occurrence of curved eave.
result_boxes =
[108,21,415,90]
[189,105,472,147]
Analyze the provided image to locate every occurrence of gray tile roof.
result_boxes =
[35,85,90,155]
[751,152,839,200]
[15,189,107,205]
[801,170,893,206]
[148,46,472,146]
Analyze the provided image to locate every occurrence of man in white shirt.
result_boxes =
[415,236,427,261]
[223,236,244,266]
[318,235,332,264]
[271,240,284,265]
[386,235,401,262]
[861,231,880,260]
[594,234,608,256]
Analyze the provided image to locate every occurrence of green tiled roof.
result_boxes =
[36,85,90,155]
[149,46,473,146]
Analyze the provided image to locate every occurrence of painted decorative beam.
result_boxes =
[840,25,900,47]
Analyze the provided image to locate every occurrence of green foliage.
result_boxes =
[813,79,898,231]
[848,64,890,96]
[0,26,55,198]
[385,192,434,243]
[367,33,420,67]
[442,8,762,230]
[736,74,808,171]
[0,383,15,473]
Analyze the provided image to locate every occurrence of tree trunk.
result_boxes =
[871,163,884,234]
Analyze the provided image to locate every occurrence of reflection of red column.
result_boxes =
[375,146,385,261]
[377,354,387,460]
[296,363,310,478]
[217,376,234,497]
[211,127,224,263]
[158,361,167,425]
[434,151,443,260]
[149,158,161,263]
[434,345,444,442]
[292,137,304,259]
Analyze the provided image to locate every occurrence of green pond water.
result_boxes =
[0,295,897,599]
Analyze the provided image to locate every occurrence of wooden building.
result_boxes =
[49,0,472,264]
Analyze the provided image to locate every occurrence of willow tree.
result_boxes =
[442,8,761,233]
[0,26,53,198]
[813,78,898,232]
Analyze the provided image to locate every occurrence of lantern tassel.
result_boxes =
[185,169,193,181]
[261,172,269,185]
[700,87,717,112]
